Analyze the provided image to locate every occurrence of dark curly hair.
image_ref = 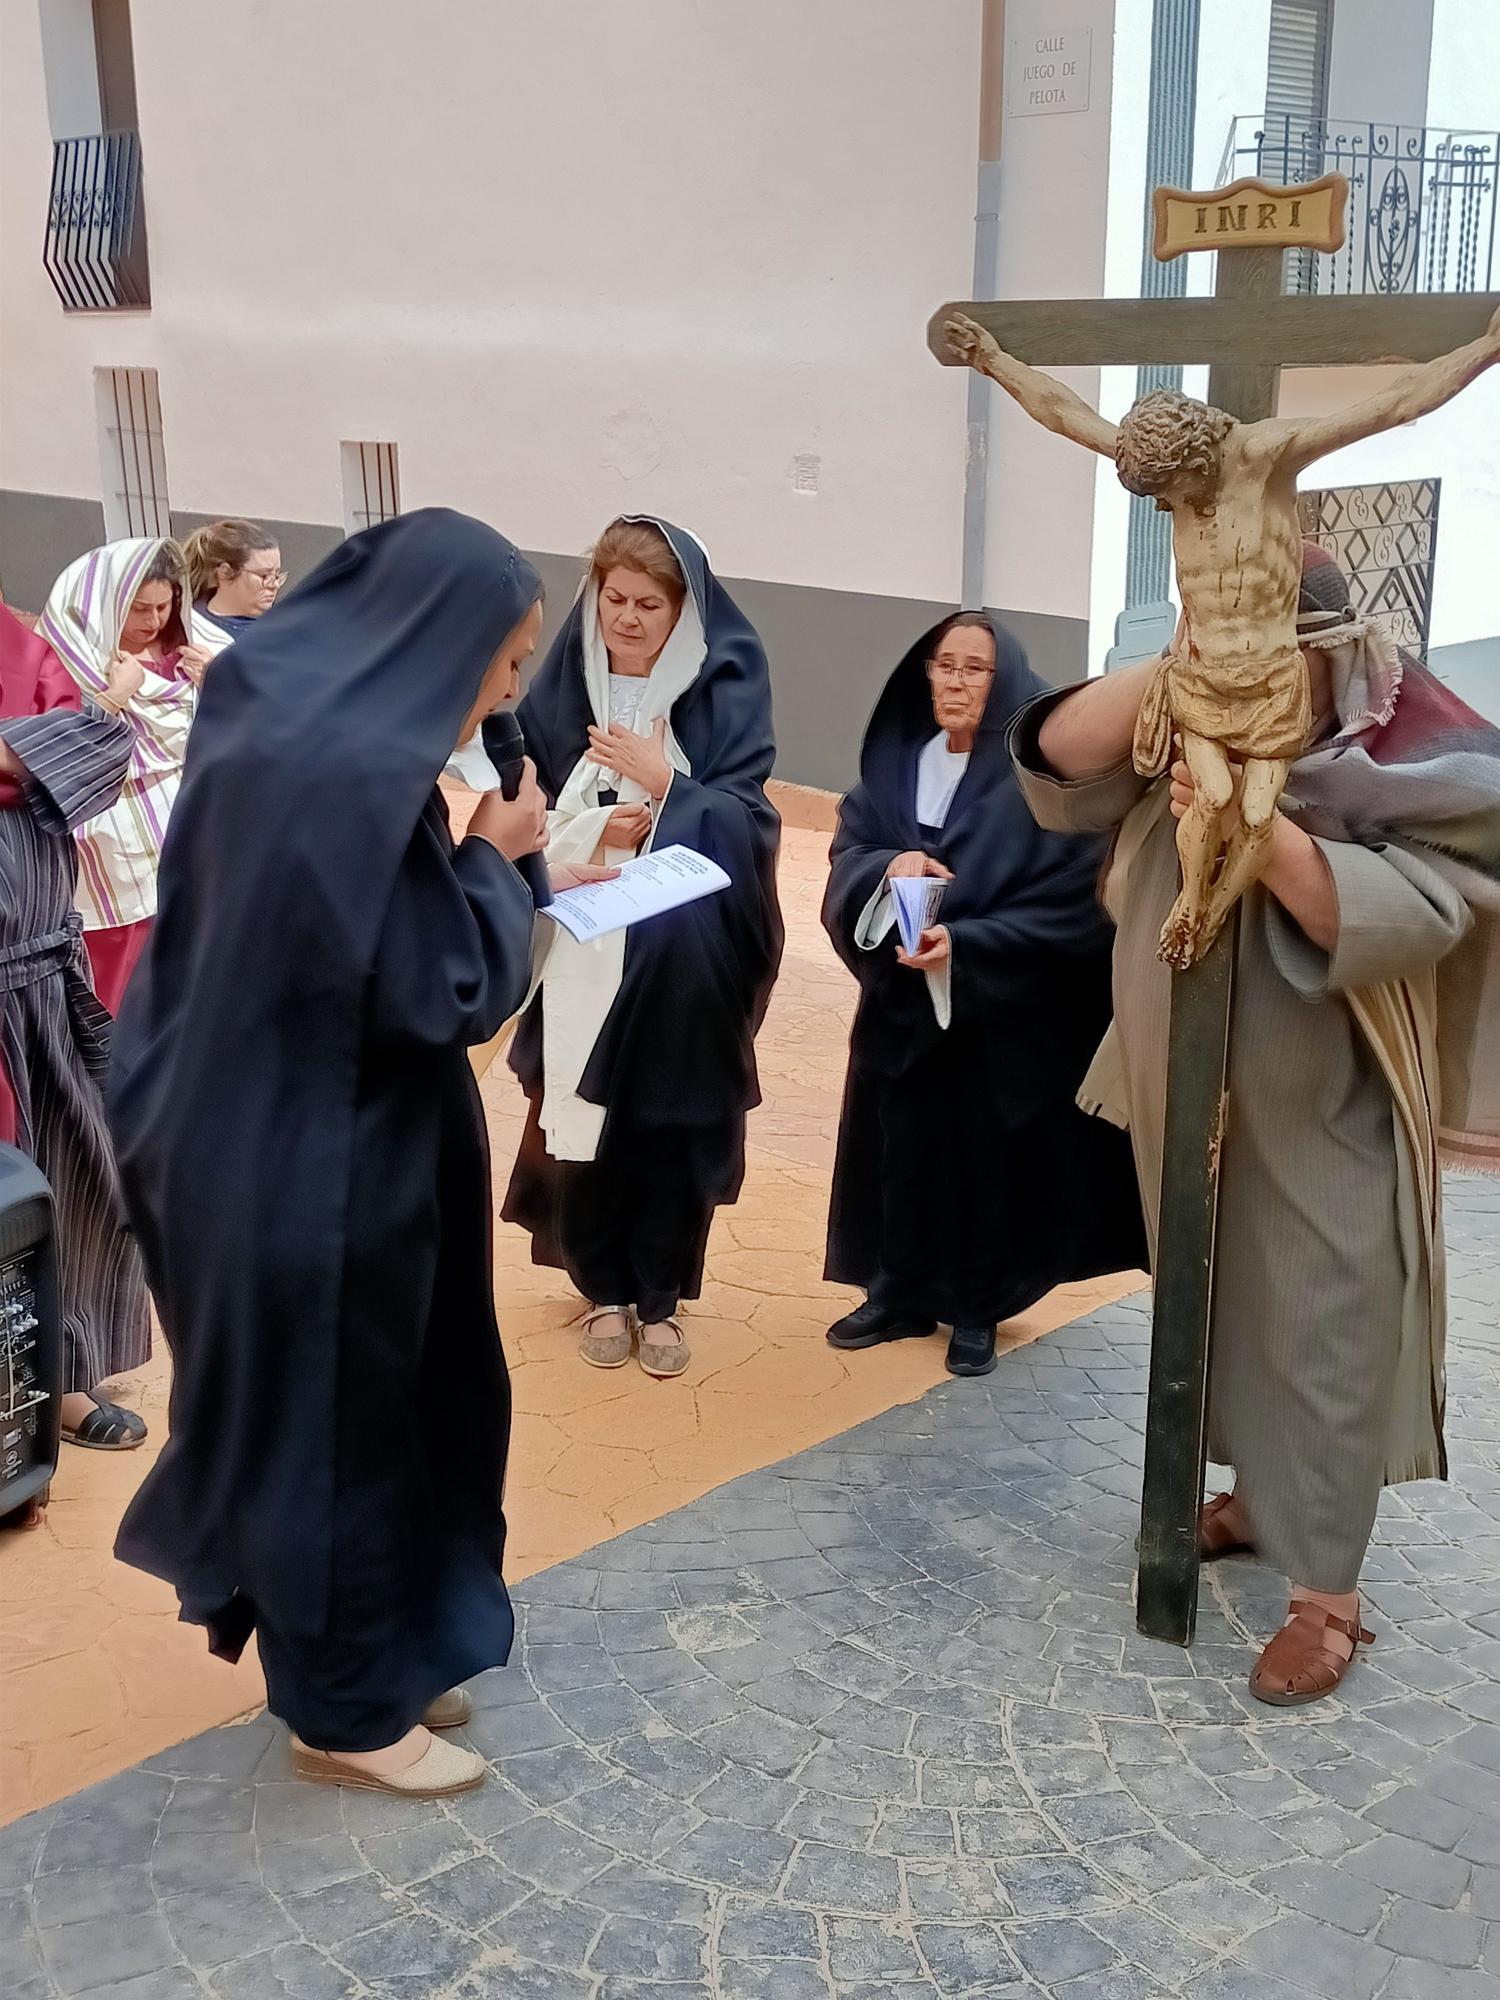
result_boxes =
[1115,389,1233,511]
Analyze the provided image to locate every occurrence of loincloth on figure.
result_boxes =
[1132,643,1312,777]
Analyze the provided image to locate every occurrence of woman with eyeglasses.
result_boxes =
[822,612,1145,1377]
[185,520,286,640]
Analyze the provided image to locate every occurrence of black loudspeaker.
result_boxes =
[0,1146,62,1522]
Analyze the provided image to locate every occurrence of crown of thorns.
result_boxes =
[1115,389,1233,497]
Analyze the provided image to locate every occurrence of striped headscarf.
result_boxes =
[37,539,228,929]
[1288,541,1500,1172]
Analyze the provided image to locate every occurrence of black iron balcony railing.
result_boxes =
[43,130,150,312]
[1219,115,1498,295]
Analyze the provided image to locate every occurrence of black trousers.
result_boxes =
[558,1140,713,1322]
[505,1098,744,1323]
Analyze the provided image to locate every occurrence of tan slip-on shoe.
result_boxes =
[580,1305,635,1369]
[638,1316,690,1379]
[422,1687,474,1730]
[290,1732,486,1797]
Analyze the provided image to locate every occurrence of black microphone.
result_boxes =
[480,709,552,908]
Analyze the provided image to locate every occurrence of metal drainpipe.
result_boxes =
[961,0,1006,611]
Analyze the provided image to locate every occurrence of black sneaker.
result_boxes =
[826,1302,938,1350]
[946,1324,998,1377]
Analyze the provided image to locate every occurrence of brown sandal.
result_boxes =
[1200,1490,1256,1560]
[1249,1600,1374,1707]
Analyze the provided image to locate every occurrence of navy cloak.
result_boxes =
[823,615,1145,1326]
[110,511,541,1748]
[504,520,783,1315]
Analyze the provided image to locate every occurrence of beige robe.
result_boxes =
[1015,704,1469,1592]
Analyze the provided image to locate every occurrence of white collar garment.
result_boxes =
[608,671,650,729]
[535,578,708,1164]
[916,731,970,829]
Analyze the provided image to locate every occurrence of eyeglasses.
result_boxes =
[927,659,995,687]
[243,567,286,588]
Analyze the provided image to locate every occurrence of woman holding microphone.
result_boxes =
[110,511,553,1798]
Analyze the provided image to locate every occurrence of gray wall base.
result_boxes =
[2,488,1089,791]
[0,491,107,608]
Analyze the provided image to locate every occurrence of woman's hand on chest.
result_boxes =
[586,717,672,800]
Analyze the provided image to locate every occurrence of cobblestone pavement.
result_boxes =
[0,816,1139,1823]
[4,1177,1497,2000]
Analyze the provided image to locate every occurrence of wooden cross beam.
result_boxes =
[924,291,1499,371]
[931,202,1498,1647]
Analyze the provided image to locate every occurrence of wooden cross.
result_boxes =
[929,176,1500,1646]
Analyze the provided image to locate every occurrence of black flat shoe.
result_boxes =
[946,1325,998,1377]
[827,1302,938,1350]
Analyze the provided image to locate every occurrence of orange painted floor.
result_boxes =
[0,813,1142,1824]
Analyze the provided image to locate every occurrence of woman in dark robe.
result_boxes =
[109,510,550,1798]
[503,517,783,1378]
[823,611,1146,1377]
[0,603,151,1467]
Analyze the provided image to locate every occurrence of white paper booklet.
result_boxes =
[544,844,731,943]
[890,875,946,956]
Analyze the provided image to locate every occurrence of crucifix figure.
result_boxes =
[942,303,1500,969]
[931,176,1500,1646]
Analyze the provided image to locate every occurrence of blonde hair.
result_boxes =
[183,519,275,601]
[588,519,685,607]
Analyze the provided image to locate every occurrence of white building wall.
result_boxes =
[1327,0,1433,128]
[1427,0,1500,132]
[3,0,1493,688]
[981,0,1118,627]
[1,0,982,606]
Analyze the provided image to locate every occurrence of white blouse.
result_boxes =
[916,732,969,829]
[608,671,650,732]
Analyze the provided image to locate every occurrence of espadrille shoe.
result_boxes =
[290,1732,486,1798]
[422,1686,474,1730]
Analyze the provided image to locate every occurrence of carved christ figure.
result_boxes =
[944,306,1500,967]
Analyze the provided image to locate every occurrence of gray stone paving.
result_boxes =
[4,1175,1499,2000]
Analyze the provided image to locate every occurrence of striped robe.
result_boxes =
[36,540,228,930]
[0,709,151,1391]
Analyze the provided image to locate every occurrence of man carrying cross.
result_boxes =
[957,316,1500,1704]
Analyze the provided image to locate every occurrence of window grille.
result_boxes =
[95,366,170,538]
[340,441,401,535]
[1299,479,1441,655]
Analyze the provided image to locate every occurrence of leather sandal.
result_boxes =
[1200,1490,1256,1560]
[638,1316,690,1379]
[1248,1600,1374,1707]
[579,1305,634,1370]
[61,1396,147,1451]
